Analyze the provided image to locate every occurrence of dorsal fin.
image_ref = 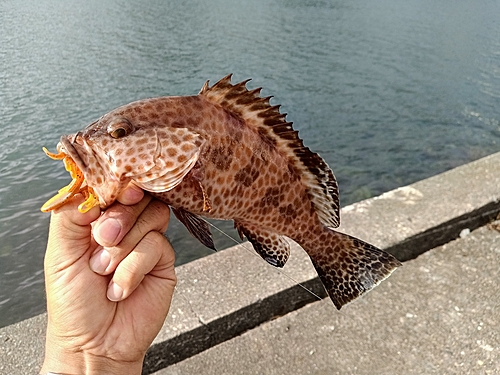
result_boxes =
[199,74,340,228]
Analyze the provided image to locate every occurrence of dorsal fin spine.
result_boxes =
[199,80,210,94]
[199,75,340,228]
[248,87,262,96]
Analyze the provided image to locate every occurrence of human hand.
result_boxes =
[41,185,176,375]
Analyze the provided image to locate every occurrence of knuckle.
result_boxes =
[105,194,152,221]
[142,231,167,252]
[150,199,171,218]
[143,199,171,232]
[141,231,171,262]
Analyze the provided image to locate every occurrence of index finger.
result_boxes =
[92,193,153,247]
[45,195,101,269]
[116,183,145,205]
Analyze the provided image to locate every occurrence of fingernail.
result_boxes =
[95,218,121,246]
[107,282,124,301]
[89,248,111,274]
[122,185,144,202]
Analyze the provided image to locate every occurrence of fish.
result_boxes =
[41,74,402,309]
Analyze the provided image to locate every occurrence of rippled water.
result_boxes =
[1,0,499,327]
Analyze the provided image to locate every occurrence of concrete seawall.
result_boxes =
[1,152,499,374]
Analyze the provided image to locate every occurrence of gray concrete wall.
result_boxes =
[157,224,500,375]
[1,152,499,375]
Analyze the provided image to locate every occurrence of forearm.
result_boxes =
[41,336,144,375]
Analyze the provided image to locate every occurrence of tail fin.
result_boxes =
[307,229,402,310]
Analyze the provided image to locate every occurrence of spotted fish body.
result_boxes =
[43,75,401,309]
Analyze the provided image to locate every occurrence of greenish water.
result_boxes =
[1,0,499,327]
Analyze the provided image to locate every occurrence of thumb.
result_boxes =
[45,194,101,269]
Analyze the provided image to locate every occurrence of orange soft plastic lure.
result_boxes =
[41,147,99,213]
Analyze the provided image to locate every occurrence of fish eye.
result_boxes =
[110,127,127,139]
[107,118,134,139]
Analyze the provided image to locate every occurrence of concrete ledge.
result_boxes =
[1,152,499,375]
[0,314,46,374]
[339,152,500,260]
[158,224,500,375]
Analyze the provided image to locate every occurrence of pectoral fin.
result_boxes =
[133,127,205,193]
[235,222,290,267]
[135,157,198,192]
[172,207,215,251]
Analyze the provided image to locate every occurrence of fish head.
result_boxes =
[56,115,151,208]
[44,101,204,212]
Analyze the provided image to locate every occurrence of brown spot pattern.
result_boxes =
[64,76,399,311]
[210,146,233,171]
[234,161,260,187]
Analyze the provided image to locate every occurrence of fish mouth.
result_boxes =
[40,133,100,213]
[59,133,88,171]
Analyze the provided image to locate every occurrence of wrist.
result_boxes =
[42,335,144,375]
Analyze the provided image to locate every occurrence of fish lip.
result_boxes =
[58,132,123,209]
[59,134,88,171]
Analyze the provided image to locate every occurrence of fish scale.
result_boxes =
[42,75,401,310]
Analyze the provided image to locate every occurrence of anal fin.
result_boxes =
[172,207,215,251]
[235,222,290,267]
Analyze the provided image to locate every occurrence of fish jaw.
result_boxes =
[58,135,130,209]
